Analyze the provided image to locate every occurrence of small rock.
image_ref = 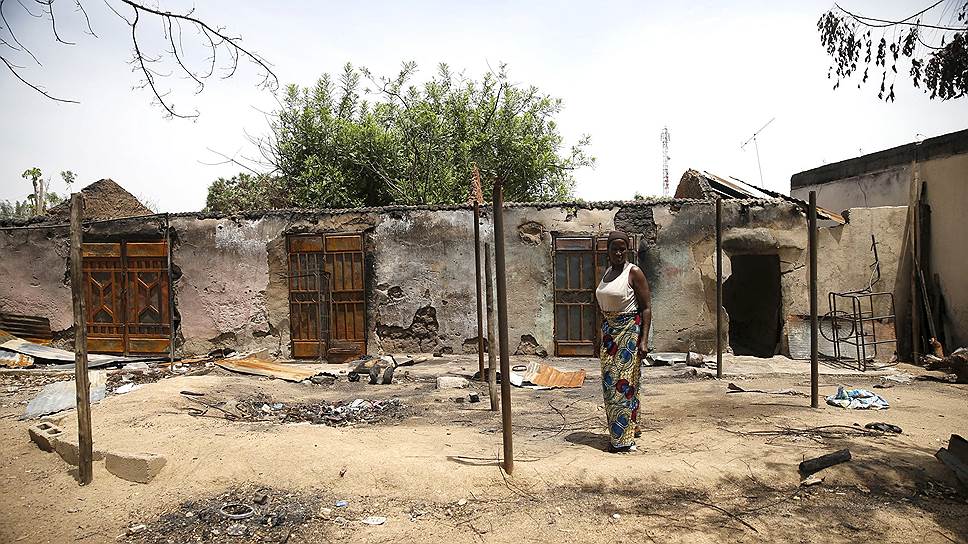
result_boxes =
[261,404,272,413]
[457,499,467,506]
[271,403,284,410]
[252,491,269,505]
[611,513,621,520]
[127,524,146,535]
[362,516,387,526]
[320,508,333,520]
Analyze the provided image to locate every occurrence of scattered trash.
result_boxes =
[252,490,269,505]
[225,523,246,536]
[864,422,902,433]
[127,524,147,535]
[924,347,968,384]
[122,362,150,372]
[361,516,387,526]
[800,475,824,487]
[24,371,106,418]
[113,383,143,395]
[727,383,808,397]
[339,467,347,477]
[521,362,586,388]
[220,503,254,520]
[468,393,480,403]
[348,373,361,382]
[437,376,469,389]
[208,396,406,427]
[825,387,889,410]
[335,500,348,508]
[0,348,33,368]
[311,374,337,385]
[799,448,851,475]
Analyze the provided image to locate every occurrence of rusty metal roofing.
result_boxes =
[523,362,586,388]
[215,357,322,382]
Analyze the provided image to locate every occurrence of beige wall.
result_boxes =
[921,153,968,348]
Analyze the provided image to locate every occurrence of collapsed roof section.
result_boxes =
[45,179,154,223]
[675,169,846,224]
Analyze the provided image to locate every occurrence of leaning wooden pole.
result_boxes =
[809,191,819,408]
[69,193,94,484]
[484,243,498,411]
[473,202,486,381]
[492,180,514,474]
[715,197,723,379]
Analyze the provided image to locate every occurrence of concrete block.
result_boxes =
[436,376,469,389]
[51,435,105,466]
[28,422,64,452]
[104,451,166,483]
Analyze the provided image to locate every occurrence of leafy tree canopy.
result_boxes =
[206,62,594,212]
[818,1,968,101]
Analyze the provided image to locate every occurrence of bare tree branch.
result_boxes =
[36,0,76,45]
[73,0,95,36]
[0,0,42,64]
[199,147,262,175]
[1,54,78,102]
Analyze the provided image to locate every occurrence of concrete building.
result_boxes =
[0,178,908,362]
[791,129,968,354]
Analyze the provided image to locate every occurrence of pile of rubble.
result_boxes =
[124,485,319,543]
[234,395,408,427]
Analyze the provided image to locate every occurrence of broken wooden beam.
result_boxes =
[799,448,851,475]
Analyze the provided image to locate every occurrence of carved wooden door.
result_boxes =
[82,241,171,355]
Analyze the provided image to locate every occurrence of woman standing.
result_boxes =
[595,230,652,453]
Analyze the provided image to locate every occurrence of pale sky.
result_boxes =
[1,1,966,212]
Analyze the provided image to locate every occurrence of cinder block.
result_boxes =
[28,422,64,452]
[104,451,166,484]
[52,435,105,466]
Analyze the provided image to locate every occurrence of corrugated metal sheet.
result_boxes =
[216,357,322,382]
[0,348,33,368]
[0,314,52,342]
[523,362,586,388]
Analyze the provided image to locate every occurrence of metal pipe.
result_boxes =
[492,181,514,474]
[716,197,723,379]
[69,193,94,485]
[809,191,819,408]
[484,243,498,411]
[473,203,485,381]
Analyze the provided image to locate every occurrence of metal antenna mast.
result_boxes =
[661,126,670,196]
[740,117,775,186]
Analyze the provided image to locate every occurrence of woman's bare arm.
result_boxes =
[629,265,652,356]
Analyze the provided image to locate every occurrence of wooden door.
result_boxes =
[82,241,171,355]
[553,235,639,357]
[287,235,330,359]
[287,233,365,362]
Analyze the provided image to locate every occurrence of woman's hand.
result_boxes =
[638,338,649,358]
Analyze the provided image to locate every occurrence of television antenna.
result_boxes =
[740,117,775,186]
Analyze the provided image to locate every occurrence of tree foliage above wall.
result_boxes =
[818,1,968,101]
[205,62,594,212]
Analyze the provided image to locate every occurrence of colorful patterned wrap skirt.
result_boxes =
[600,311,642,448]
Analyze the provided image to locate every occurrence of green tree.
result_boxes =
[818,2,968,101]
[1,167,73,219]
[207,62,594,211]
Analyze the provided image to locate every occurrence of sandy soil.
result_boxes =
[0,356,966,543]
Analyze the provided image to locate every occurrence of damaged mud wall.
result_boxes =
[369,209,486,355]
[0,226,73,333]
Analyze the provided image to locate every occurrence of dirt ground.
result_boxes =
[0,355,966,543]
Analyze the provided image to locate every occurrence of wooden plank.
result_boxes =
[126,242,168,257]
[70,194,94,485]
[289,235,323,253]
[82,243,120,257]
[555,237,593,251]
[87,337,125,354]
[325,233,363,252]
[126,338,170,354]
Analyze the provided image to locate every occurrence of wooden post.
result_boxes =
[69,193,94,484]
[911,202,922,363]
[809,191,819,408]
[715,197,723,379]
[484,243,498,411]
[166,214,175,363]
[492,181,514,474]
[473,203,485,381]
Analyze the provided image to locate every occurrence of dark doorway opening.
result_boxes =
[723,254,781,357]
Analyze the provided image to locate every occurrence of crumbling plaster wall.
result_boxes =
[0,226,73,332]
[792,165,912,212]
[171,217,283,355]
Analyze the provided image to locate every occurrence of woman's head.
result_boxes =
[607,230,630,268]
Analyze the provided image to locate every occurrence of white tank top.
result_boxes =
[596,262,638,314]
